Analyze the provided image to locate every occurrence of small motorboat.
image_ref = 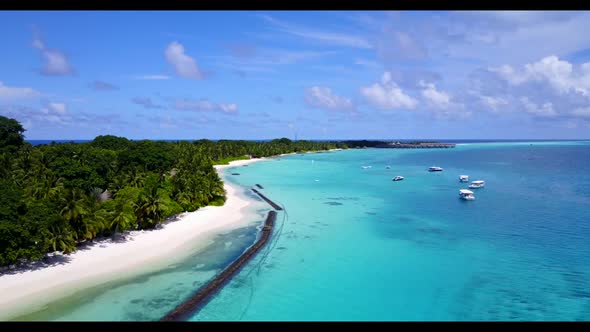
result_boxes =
[428,166,443,172]
[361,166,372,169]
[392,176,404,181]
[459,175,469,182]
[459,189,475,200]
[468,180,485,189]
[385,165,391,169]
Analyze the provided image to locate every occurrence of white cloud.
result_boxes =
[260,14,372,49]
[417,80,469,119]
[492,55,590,97]
[304,86,355,112]
[174,98,238,114]
[0,81,41,100]
[165,42,202,79]
[1,105,123,132]
[32,30,74,76]
[419,80,452,109]
[36,102,70,124]
[571,107,590,119]
[479,94,509,112]
[48,102,66,114]
[360,71,418,110]
[520,97,557,117]
[432,11,590,65]
[218,103,238,114]
[134,75,171,80]
[479,56,590,120]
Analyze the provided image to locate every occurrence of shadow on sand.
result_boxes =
[0,213,189,276]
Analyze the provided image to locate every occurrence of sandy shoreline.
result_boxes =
[0,149,343,320]
[0,158,265,320]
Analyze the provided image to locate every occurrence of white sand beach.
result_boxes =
[0,158,265,320]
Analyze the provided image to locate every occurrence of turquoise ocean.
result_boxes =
[14,142,590,321]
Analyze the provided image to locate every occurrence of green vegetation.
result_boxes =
[0,116,350,267]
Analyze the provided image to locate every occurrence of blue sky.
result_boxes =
[1,11,590,140]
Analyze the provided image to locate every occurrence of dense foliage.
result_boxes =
[0,116,349,266]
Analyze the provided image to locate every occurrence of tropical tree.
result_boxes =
[0,115,25,154]
[58,188,89,241]
[46,222,77,254]
[0,115,355,266]
[135,175,168,229]
[109,187,137,239]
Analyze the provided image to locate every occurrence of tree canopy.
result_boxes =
[0,116,359,267]
[0,115,25,154]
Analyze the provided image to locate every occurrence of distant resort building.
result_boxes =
[376,142,456,149]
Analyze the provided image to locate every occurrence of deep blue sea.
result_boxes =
[13,141,590,321]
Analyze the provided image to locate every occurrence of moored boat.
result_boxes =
[392,176,404,181]
[459,189,475,200]
[468,180,485,189]
[459,175,469,182]
[429,166,443,172]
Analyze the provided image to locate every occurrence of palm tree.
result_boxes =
[0,152,10,178]
[81,188,107,240]
[175,190,193,210]
[59,188,89,242]
[135,186,167,229]
[109,174,127,195]
[126,169,145,188]
[110,197,135,240]
[46,223,77,254]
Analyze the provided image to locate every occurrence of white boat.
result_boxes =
[459,189,475,200]
[361,166,372,169]
[392,176,404,181]
[428,166,443,172]
[468,180,485,189]
[459,175,469,182]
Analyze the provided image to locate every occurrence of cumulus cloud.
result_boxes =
[0,81,41,100]
[47,102,66,114]
[416,80,469,118]
[419,81,451,109]
[1,105,125,133]
[491,55,590,97]
[478,94,509,112]
[32,29,74,76]
[304,86,355,112]
[520,97,558,117]
[132,97,165,109]
[1,102,72,126]
[470,55,590,121]
[174,98,238,114]
[165,41,202,79]
[360,72,418,110]
[90,80,119,91]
